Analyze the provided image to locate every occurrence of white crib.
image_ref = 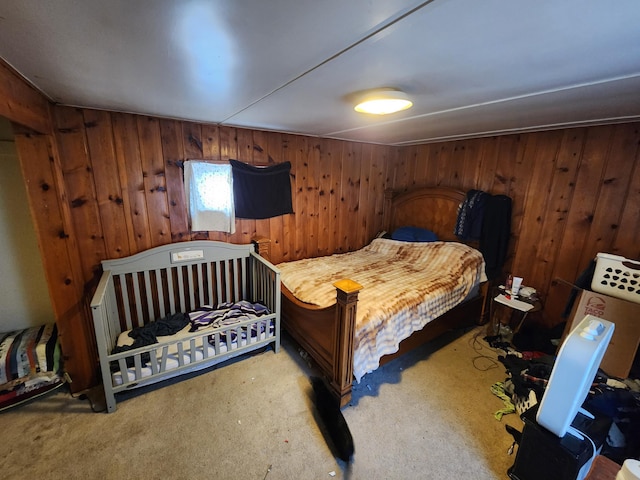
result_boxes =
[90,241,280,413]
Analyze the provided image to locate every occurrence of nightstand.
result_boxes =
[489,287,542,337]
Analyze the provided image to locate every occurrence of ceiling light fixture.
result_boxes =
[354,88,413,115]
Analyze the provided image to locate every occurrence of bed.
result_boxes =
[90,240,280,413]
[276,186,488,407]
[0,323,64,411]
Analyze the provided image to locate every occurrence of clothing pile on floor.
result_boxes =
[487,325,640,464]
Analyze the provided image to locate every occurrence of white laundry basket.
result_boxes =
[591,253,640,304]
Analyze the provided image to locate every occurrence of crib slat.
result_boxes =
[177,266,186,312]
[239,257,246,300]
[201,335,209,359]
[251,260,259,303]
[133,353,143,380]
[187,264,196,311]
[159,345,169,372]
[167,267,176,315]
[215,261,223,304]
[149,349,159,375]
[118,358,129,383]
[213,332,221,355]
[196,263,205,307]
[206,262,213,307]
[255,262,263,304]
[105,278,120,347]
[177,342,185,367]
[119,273,133,331]
[190,338,197,363]
[131,272,144,328]
[156,269,166,319]
[235,327,242,350]
[225,259,232,301]
[143,269,155,322]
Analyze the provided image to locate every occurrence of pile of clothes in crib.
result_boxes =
[110,300,272,372]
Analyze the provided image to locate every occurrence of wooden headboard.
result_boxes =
[382,186,466,242]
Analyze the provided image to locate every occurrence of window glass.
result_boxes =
[184,160,235,233]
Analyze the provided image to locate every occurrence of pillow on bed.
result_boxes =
[391,226,438,242]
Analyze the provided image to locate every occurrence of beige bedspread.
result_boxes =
[278,238,486,381]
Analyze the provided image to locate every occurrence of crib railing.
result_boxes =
[109,314,277,387]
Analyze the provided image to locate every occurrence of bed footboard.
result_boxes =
[281,279,361,407]
[282,281,485,408]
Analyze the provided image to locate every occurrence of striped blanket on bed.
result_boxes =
[277,238,485,382]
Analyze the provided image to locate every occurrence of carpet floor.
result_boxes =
[0,325,523,480]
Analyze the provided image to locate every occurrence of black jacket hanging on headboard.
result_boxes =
[480,194,512,281]
[230,159,294,219]
[454,189,490,241]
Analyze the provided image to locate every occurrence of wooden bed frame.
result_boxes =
[264,186,487,407]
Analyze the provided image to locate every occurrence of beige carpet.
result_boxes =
[0,326,523,480]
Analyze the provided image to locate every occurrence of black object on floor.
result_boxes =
[508,404,611,480]
[310,376,355,463]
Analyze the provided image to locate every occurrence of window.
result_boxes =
[183,160,235,233]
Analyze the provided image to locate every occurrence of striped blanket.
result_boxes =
[189,301,273,343]
[189,301,271,332]
[278,238,485,381]
[0,324,63,408]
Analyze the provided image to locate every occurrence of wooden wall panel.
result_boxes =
[159,119,191,242]
[512,130,564,290]
[83,109,129,259]
[112,112,153,253]
[235,126,258,245]
[193,122,223,242]
[3,60,98,392]
[528,129,584,296]
[266,132,286,261]
[137,116,172,247]
[364,143,386,243]
[392,122,640,328]
[613,136,640,259]
[326,138,345,257]
[53,107,108,283]
[0,58,51,134]
[584,124,638,257]
[424,144,442,187]
[201,124,221,161]
[14,129,97,391]
[251,130,276,252]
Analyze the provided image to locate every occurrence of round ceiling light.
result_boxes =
[354,88,413,115]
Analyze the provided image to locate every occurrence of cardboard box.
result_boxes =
[565,289,640,378]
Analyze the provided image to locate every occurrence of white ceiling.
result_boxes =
[1,0,639,146]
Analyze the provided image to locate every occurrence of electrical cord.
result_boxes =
[468,327,501,371]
